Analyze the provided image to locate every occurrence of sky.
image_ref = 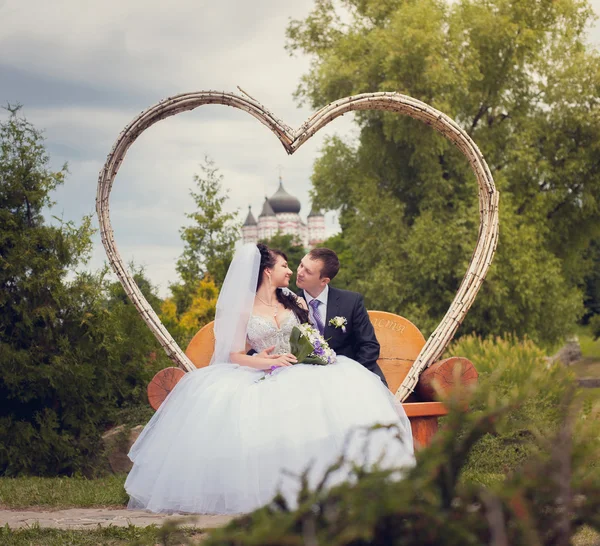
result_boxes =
[2,0,600,298]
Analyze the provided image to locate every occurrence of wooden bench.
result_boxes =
[148,311,477,448]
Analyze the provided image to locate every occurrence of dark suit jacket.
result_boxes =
[300,286,387,387]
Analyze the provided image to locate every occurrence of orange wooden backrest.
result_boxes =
[367,311,425,393]
[184,311,426,393]
[185,321,215,369]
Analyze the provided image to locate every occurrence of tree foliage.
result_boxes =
[160,276,218,347]
[287,0,600,345]
[171,156,239,315]
[0,108,167,475]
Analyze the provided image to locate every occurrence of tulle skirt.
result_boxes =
[125,356,415,514]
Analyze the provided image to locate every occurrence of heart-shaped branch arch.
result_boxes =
[96,91,499,402]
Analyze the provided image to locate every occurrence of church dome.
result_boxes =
[258,197,276,217]
[243,206,257,226]
[268,179,301,214]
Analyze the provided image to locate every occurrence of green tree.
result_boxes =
[171,156,239,314]
[0,107,166,475]
[318,232,355,290]
[286,0,599,345]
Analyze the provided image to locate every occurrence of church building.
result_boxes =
[241,177,325,248]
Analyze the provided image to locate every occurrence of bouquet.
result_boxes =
[258,324,336,381]
[289,323,337,365]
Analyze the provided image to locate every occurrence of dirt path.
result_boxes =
[0,507,235,530]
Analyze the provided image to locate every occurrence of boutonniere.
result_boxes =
[329,316,347,333]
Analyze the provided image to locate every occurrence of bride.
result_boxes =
[125,243,415,514]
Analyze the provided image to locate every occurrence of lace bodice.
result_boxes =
[246,312,299,355]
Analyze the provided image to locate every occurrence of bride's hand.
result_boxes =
[255,345,277,359]
[271,353,297,367]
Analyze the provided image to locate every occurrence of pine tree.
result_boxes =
[170,156,239,314]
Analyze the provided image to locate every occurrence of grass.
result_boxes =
[571,324,600,379]
[0,521,596,546]
[0,474,127,509]
[574,324,600,360]
[569,326,600,406]
[0,522,208,546]
[571,358,600,379]
[580,387,600,405]
[0,405,157,510]
[571,325,600,403]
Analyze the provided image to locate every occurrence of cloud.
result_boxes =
[1,0,598,299]
[0,0,315,103]
[0,0,353,298]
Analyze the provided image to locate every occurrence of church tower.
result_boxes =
[241,206,258,244]
[257,197,278,240]
[307,206,325,247]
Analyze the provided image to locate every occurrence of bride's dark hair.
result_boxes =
[256,243,309,324]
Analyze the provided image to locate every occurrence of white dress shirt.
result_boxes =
[303,285,329,330]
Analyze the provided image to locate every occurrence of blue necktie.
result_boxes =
[309,299,324,335]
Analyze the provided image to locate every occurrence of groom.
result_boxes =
[296,248,387,387]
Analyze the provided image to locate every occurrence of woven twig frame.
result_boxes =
[96,91,499,402]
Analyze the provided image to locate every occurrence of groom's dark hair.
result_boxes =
[308,248,340,280]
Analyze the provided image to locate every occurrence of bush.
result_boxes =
[160,276,218,348]
[590,315,600,341]
[1,267,171,477]
[446,335,577,476]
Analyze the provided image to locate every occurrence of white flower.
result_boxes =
[329,316,347,333]
[295,323,337,365]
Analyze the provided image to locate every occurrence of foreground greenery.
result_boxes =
[195,333,600,544]
[204,397,599,545]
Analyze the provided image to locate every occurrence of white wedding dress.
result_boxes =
[125,312,415,515]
